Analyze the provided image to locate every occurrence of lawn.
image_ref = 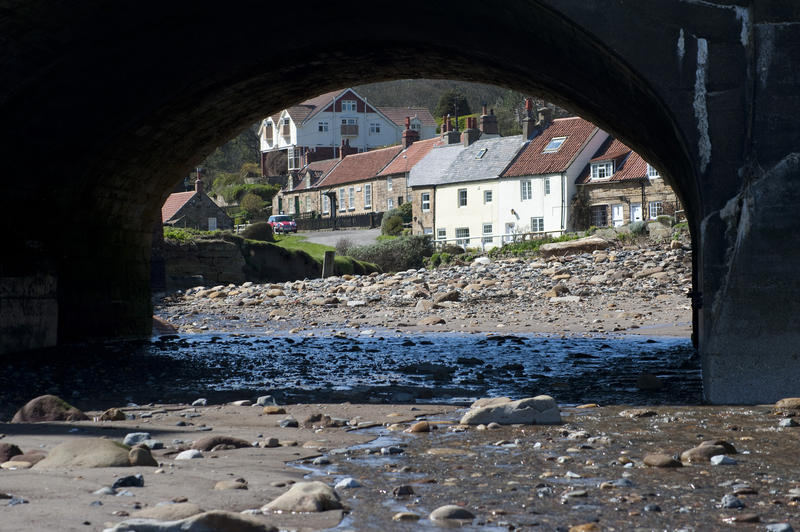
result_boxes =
[272,233,379,275]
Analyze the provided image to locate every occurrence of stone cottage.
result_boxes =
[161,178,233,231]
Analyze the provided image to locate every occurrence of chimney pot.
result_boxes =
[195,178,203,194]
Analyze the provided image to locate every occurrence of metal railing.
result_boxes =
[434,230,566,251]
[295,211,383,231]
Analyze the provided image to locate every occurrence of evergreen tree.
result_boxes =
[434,90,471,119]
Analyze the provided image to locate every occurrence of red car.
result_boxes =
[268,215,297,233]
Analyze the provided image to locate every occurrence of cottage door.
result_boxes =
[611,204,624,227]
[630,203,643,222]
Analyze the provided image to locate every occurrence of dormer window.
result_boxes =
[410,121,421,131]
[542,136,567,153]
[341,100,357,112]
[647,164,660,178]
[591,161,614,179]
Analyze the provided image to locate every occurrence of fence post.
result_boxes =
[322,250,335,278]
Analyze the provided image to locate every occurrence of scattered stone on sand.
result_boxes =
[680,441,736,463]
[643,453,682,468]
[34,438,130,468]
[174,450,203,460]
[569,524,601,532]
[191,398,207,407]
[130,502,204,521]
[11,395,89,423]
[429,504,476,522]
[539,235,609,257]
[129,445,159,467]
[710,454,737,465]
[618,408,657,418]
[417,316,445,326]
[105,510,276,532]
[191,435,252,451]
[460,395,561,425]
[261,481,343,513]
[112,475,144,489]
[774,397,800,412]
[124,432,152,446]
[100,408,127,421]
[0,443,22,462]
[406,421,431,433]
[214,479,248,490]
[262,406,286,415]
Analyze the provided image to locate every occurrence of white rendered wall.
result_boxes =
[434,180,499,248]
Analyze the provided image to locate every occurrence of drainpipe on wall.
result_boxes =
[641,181,646,220]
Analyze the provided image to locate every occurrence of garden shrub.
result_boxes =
[335,237,354,256]
[345,235,433,272]
[240,222,274,242]
[381,213,404,236]
[629,221,648,235]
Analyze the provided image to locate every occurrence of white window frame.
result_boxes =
[287,147,301,170]
[455,227,470,247]
[423,227,433,235]
[458,188,467,207]
[421,193,430,212]
[364,184,372,209]
[649,201,663,220]
[339,188,346,212]
[647,164,661,178]
[484,190,492,203]
[545,177,551,195]
[348,186,355,210]
[341,118,356,125]
[591,161,614,179]
[520,179,532,200]
[322,194,330,214]
[387,176,393,191]
[410,121,421,131]
[282,118,290,126]
[437,228,446,240]
[482,223,493,244]
[318,121,329,132]
[369,123,381,135]
[531,217,544,232]
[341,100,357,112]
[542,136,567,153]
[387,197,394,210]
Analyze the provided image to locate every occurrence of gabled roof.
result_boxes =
[290,158,340,191]
[446,135,526,184]
[377,107,438,127]
[576,138,650,184]
[502,117,600,177]
[161,191,196,223]
[315,145,404,188]
[379,137,443,176]
[407,143,464,187]
[267,89,342,125]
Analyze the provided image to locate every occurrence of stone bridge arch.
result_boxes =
[2,1,798,403]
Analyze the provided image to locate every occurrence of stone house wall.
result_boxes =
[411,186,436,235]
[576,177,680,229]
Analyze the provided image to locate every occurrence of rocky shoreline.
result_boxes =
[155,237,693,338]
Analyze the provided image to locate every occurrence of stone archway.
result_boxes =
[3,1,799,403]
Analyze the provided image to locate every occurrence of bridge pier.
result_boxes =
[701,154,800,403]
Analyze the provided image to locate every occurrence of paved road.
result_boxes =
[297,227,381,247]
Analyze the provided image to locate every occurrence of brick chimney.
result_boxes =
[440,115,460,144]
[194,177,203,194]
[522,98,537,139]
[479,104,499,135]
[340,139,357,160]
[537,107,554,127]
[402,116,420,149]
[461,117,480,147]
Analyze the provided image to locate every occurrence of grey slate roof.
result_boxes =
[407,144,462,187]
[408,135,526,187]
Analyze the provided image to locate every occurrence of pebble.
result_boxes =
[122,432,151,446]
[111,474,144,489]
[429,504,476,521]
[778,418,798,428]
[191,398,207,407]
[766,524,794,532]
[710,455,737,465]
[719,494,745,509]
[334,477,361,489]
[174,450,203,460]
[643,453,682,468]
[392,512,421,521]
[279,418,299,428]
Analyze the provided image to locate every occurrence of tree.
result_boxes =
[434,90,471,120]
[240,192,265,218]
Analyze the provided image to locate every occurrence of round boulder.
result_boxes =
[11,395,88,423]
[191,435,252,451]
[34,438,130,468]
[429,504,476,522]
[0,443,23,463]
[262,481,343,513]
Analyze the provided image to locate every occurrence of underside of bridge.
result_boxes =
[2,1,799,403]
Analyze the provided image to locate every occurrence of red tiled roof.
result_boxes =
[576,138,650,184]
[502,117,599,177]
[270,89,342,125]
[316,145,404,188]
[161,191,196,223]
[377,107,438,127]
[291,158,340,191]
[379,137,443,176]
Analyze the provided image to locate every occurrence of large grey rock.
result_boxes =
[191,435,252,451]
[103,510,276,532]
[539,236,609,258]
[261,481,342,512]
[460,396,561,425]
[34,438,130,468]
[123,432,151,446]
